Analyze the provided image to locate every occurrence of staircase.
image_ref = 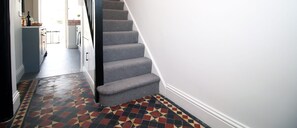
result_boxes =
[97,0,160,106]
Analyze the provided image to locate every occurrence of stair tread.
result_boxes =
[103,19,132,21]
[103,31,138,45]
[103,9,128,20]
[104,57,150,69]
[103,20,133,32]
[103,0,124,3]
[104,57,152,83]
[103,42,138,46]
[98,73,160,95]
[104,43,144,50]
[103,43,144,62]
[103,1,124,10]
[103,9,128,12]
[103,31,137,34]
[103,43,143,48]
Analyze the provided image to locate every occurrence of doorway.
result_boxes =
[21,0,82,80]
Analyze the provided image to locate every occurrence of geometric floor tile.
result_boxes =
[10,73,210,128]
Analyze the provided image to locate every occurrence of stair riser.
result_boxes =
[103,10,128,20]
[103,1,124,10]
[103,44,144,62]
[103,31,138,45]
[103,20,133,32]
[104,59,152,83]
[104,0,120,1]
[99,82,159,106]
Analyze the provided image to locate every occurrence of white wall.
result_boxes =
[32,0,40,22]
[124,0,297,128]
[24,0,39,22]
[10,0,22,113]
[24,0,33,18]
[13,0,25,82]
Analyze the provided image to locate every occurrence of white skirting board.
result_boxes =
[16,64,24,82]
[164,84,249,128]
[83,67,95,94]
[13,91,20,114]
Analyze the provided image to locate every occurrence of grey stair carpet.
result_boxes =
[103,20,133,32]
[104,0,120,1]
[103,43,144,62]
[103,9,128,20]
[98,0,160,106]
[98,74,159,106]
[103,1,124,10]
[103,31,138,45]
[104,57,152,83]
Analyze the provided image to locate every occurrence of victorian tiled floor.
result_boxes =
[11,73,210,128]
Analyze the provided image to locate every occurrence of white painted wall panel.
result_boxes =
[81,0,95,92]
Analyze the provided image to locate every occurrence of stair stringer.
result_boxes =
[122,0,167,95]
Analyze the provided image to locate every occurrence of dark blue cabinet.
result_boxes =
[22,27,47,73]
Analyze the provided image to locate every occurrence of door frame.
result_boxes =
[0,0,14,122]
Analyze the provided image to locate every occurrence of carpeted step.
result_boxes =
[97,73,160,106]
[103,20,133,32]
[103,1,124,10]
[103,31,138,45]
[104,57,152,83]
[103,9,128,20]
[98,0,160,106]
[104,43,144,62]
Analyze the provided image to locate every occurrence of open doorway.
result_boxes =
[21,0,82,80]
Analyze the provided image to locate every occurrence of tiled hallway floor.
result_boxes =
[12,73,210,128]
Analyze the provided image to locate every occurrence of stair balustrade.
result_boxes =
[84,0,104,102]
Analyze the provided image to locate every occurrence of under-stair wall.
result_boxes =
[82,0,96,93]
[123,0,297,128]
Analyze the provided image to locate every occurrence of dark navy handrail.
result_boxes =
[84,0,103,103]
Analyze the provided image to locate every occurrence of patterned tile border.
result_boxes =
[11,80,38,128]
[154,95,210,128]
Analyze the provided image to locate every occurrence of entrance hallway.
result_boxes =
[21,43,81,80]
